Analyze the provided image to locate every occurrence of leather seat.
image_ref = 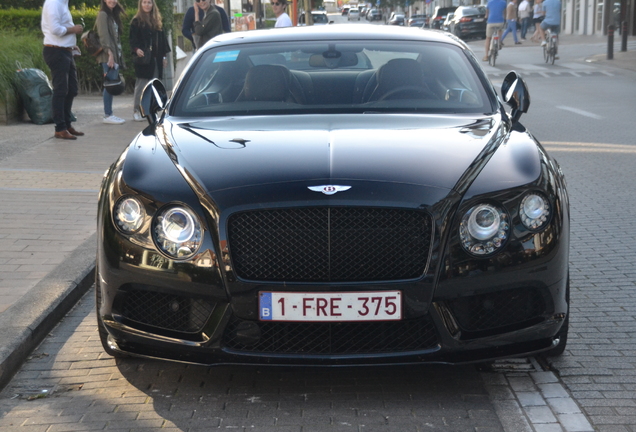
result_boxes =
[236,64,304,103]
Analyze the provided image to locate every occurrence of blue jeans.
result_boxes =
[101,63,116,117]
[501,19,519,43]
[521,17,532,39]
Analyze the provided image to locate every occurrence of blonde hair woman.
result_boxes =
[129,0,171,121]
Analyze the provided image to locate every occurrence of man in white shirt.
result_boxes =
[518,0,532,40]
[273,0,292,27]
[41,0,84,140]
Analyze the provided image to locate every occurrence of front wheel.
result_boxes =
[551,43,557,64]
[489,46,497,66]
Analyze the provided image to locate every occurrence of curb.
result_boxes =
[0,234,96,391]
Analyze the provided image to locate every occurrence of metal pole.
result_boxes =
[607,24,614,59]
[621,20,628,51]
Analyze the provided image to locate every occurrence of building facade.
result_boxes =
[416,0,633,36]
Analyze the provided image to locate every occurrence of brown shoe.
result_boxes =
[67,127,84,136]
[54,130,77,140]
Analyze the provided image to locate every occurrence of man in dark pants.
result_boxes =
[41,0,84,140]
[182,0,231,51]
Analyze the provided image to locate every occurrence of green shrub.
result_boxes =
[0,31,51,106]
[0,4,175,96]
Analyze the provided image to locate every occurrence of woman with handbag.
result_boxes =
[96,0,127,125]
[129,0,171,122]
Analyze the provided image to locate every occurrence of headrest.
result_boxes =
[376,58,423,93]
[243,65,291,102]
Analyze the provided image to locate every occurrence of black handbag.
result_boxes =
[133,46,153,65]
[103,67,125,95]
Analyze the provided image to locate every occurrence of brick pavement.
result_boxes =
[0,96,141,313]
[0,95,145,390]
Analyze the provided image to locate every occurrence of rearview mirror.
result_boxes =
[140,79,168,126]
[501,71,530,123]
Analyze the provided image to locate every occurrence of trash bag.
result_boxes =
[14,64,53,125]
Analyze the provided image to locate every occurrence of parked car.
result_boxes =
[388,12,405,25]
[447,6,487,39]
[441,12,454,31]
[347,7,361,20]
[97,25,570,367]
[429,6,456,29]
[341,6,350,15]
[407,13,428,27]
[366,8,382,21]
[298,10,331,25]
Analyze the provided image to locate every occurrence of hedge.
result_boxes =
[0,4,175,104]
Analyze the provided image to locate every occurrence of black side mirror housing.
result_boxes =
[501,71,530,124]
[140,79,168,126]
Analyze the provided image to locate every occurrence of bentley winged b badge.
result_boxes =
[308,185,352,195]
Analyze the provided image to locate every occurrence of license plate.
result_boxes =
[259,291,402,322]
[474,18,484,22]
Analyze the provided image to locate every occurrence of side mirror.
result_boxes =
[140,79,168,126]
[501,71,530,123]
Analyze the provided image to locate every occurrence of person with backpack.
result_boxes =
[41,0,84,140]
[96,0,127,125]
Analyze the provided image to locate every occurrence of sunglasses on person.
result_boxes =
[272,2,283,5]
[195,0,209,2]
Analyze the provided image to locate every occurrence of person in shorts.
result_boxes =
[539,0,561,46]
[483,0,507,61]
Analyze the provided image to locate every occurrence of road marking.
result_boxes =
[556,105,603,119]
[542,141,636,153]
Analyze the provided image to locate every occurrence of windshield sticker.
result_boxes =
[214,50,240,63]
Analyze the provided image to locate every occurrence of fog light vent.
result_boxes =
[120,290,214,333]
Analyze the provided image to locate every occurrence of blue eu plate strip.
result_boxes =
[259,292,272,320]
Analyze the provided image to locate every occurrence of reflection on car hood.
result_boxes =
[164,113,498,193]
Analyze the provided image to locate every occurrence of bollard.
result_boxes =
[608,25,614,60]
[621,21,628,52]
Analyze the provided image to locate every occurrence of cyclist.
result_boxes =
[483,0,507,62]
[539,0,562,58]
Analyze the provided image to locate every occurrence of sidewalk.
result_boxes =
[0,94,144,389]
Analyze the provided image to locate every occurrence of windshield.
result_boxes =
[171,40,494,117]
[312,13,329,23]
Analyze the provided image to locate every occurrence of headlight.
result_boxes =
[520,193,550,230]
[460,203,509,256]
[153,205,203,259]
[114,197,145,233]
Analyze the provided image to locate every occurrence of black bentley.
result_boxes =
[96,25,570,366]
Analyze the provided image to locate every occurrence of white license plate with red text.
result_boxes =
[259,291,402,322]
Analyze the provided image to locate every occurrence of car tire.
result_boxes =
[543,275,570,357]
[95,273,128,358]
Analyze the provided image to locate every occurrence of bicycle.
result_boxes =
[489,28,502,67]
[543,28,559,64]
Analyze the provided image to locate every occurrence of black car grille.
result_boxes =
[118,289,215,333]
[447,287,548,334]
[227,207,432,282]
[223,317,439,355]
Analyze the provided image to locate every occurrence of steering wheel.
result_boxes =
[378,85,438,101]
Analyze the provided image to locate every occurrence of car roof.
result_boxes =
[211,25,464,47]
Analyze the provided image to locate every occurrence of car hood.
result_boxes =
[162,114,499,196]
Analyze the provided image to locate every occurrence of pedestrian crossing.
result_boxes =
[482,61,616,78]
